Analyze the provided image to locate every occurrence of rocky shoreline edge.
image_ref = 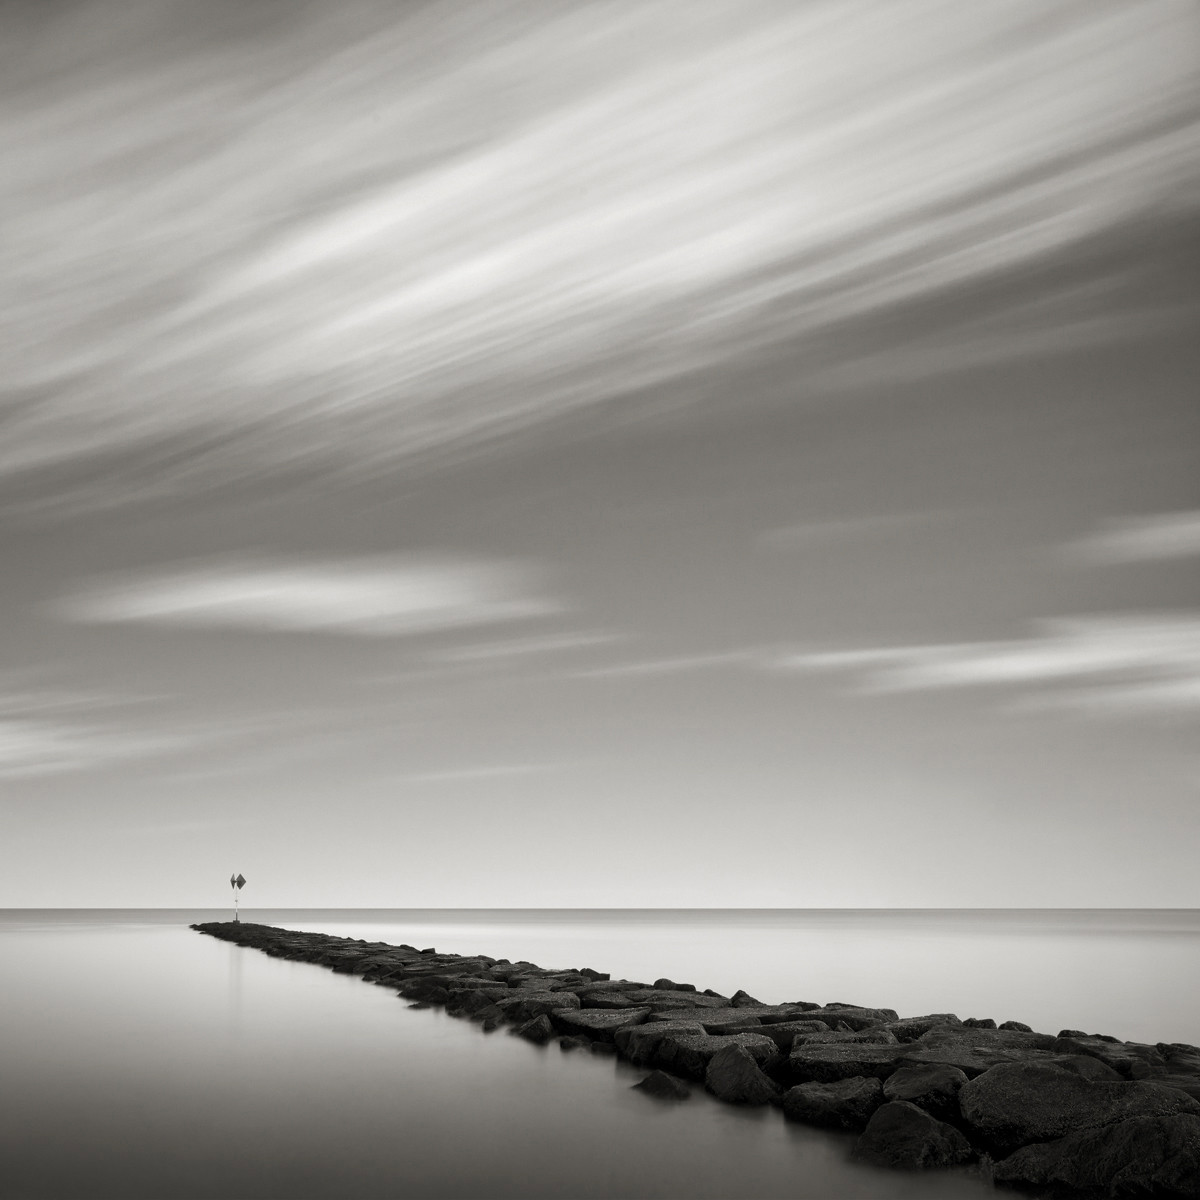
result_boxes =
[193,921,1200,1196]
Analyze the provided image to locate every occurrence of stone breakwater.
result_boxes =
[193,922,1200,1196]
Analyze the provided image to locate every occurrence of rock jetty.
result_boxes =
[193,921,1200,1196]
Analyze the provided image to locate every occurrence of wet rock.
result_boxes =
[513,1014,555,1044]
[550,1007,652,1042]
[590,1040,617,1056]
[558,1036,588,1052]
[882,1063,969,1122]
[633,1070,690,1101]
[783,1077,884,1130]
[958,1060,1200,1153]
[705,1044,781,1105]
[853,1101,974,1169]
[989,1113,1200,1197]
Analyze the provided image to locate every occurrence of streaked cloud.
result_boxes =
[397,763,561,785]
[1068,511,1200,564]
[2,1,1197,504]
[57,556,559,637]
[574,650,759,679]
[433,631,620,663]
[777,614,1200,714]
[0,684,190,778]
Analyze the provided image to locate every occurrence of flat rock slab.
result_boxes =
[550,1007,651,1041]
[789,1043,913,1082]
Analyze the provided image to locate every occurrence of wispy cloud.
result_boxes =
[0,683,192,778]
[433,630,620,663]
[2,1,1196,503]
[776,614,1200,715]
[57,556,559,637]
[574,649,759,679]
[1067,511,1200,564]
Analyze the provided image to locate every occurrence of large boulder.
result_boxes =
[989,1113,1200,1197]
[513,1014,555,1044]
[783,1077,884,1131]
[788,1042,911,1083]
[793,1028,898,1046]
[549,1007,651,1042]
[853,1101,974,1169]
[959,1061,1200,1153]
[654,1031,780,1081]
[805,1005,898,1032]
[882,1014,962,1043]
[614,1021,707,1064]
[882,1063,969,1123]
[495,991,581,1022]
[743,1020,832,1051]
[705,1044,781,1105]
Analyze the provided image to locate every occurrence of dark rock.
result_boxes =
[513,1014,555,1044]
[882,1063,969,1122]
[655,1031,780,1081]
[806,1005,899,1031]
[578,968,609,981]
[962,1017,996,1029]
[558,1036,588,1052]
[998,1020,1031,1032]
[495,991,582,1022]
[419,947,435,954]
[580,991,638,1010]
[959,1060,1200,1153]
[704,1044,781,1105]
[1059,1028,1088,1038]
[1045,1054,1123,1081]
[550,1007,652,1042]
[614,1020,707,1065]
[989,1113,1200,1197]
[789,1042,912,1082]
[854,1101,973,1169]
[1050,1033,1168,1080]
[730,989,762,1007]
[744,1020,831,1051]
[481,1016,501,1032]
[882,1014,962,1042]
[794,1028,898,1046]
[783,1077,884,1130]
[633,1070,690,1101]
[590,1040,617,1056]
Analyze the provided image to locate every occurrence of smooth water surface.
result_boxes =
[3,909,1197,1199]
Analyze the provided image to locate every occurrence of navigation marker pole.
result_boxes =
[231,873,246,922]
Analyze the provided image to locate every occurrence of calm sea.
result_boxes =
[3,908,1197,1200]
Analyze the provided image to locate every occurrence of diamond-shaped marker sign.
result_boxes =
[235,874,246,889]
[230,874,237,887]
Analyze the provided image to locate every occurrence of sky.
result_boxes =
[1,0,1198,908]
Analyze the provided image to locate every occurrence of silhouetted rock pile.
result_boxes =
[192,921,1200,1196]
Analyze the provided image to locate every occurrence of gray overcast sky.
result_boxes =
[2,0,1198,907]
